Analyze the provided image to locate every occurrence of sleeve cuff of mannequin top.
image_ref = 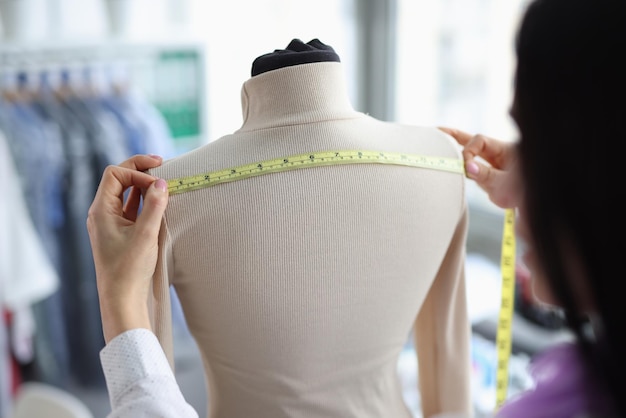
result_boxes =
[100,328,175,407]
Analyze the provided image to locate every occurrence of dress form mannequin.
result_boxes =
[148,39,472,418]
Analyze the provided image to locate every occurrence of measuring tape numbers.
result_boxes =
[166,150,464,195]
[164,148,516,409]
[495,208,516,409]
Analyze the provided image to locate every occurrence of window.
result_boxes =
[395,0,528,137]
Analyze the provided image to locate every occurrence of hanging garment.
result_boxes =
[0,129,60,417]
[101,87,176,159]
[123,89,176,159]
[52,90,118,388]
[98,89,148,156]
[2,60,179,393]
[0,97,71,388]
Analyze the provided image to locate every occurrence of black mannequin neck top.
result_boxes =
[250,38,341,76]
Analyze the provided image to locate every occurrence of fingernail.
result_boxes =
[155,178,168,192]
[465,161,479,177]
[149,154,162,160]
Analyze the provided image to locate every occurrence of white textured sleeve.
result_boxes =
[100,329,199,418]
[0,132,59,309]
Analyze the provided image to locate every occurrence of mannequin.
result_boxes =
[148,39,472,418]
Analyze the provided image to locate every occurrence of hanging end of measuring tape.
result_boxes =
[495,208,517,410]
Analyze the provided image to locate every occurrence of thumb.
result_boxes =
[466,159,518,208]
[135,179,169,238]
[464,158,496,186]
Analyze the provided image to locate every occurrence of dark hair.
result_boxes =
[513,0,626,415]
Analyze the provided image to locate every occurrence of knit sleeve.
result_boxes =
[413,204,473,418]
[148,215,175,371]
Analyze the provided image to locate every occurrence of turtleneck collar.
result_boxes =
[237,61,362,132]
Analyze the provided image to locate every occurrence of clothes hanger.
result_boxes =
[55,64,82,102]
[0,67,20,103]
[14,68,39,104]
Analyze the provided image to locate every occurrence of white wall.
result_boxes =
[0,0,172,41]
[395,0,526,142]
[186,0,356,140]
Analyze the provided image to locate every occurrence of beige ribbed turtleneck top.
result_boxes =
[148,61,472,418]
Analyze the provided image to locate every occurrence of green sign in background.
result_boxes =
[153,50,201,140]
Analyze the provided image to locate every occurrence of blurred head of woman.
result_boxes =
[510,0,626,415]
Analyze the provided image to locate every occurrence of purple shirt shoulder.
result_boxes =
[495,342,611,418]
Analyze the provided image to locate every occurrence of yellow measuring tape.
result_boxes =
[165,148,516,409]
[166,150,464,194]
[496,208,516,409]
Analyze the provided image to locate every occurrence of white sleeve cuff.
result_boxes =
[100,328,175,408]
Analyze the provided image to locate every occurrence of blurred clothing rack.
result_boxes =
[0,39,206,416]
[0,40,207,153]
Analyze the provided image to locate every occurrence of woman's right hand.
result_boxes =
[439,127,520,209]
[86,154,169,343]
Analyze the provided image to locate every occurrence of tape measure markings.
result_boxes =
[166,150,465,195]
[495,208,516,409]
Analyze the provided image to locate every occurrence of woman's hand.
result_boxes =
[86,154,169,343]
[439,127,520,208]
